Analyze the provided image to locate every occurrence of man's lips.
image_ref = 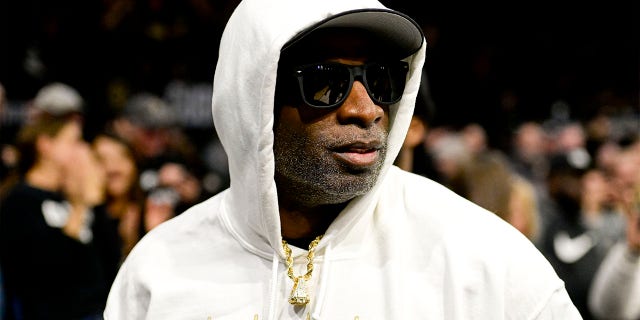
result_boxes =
[331,141,382,167]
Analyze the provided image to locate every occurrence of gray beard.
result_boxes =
[273,128,387,208]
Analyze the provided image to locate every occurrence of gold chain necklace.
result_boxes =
[282,235,323,306]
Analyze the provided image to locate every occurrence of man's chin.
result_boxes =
[320,174,379,202]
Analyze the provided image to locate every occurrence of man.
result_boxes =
[0,88,116,319]
[104,0,582,318]
[588,139,640,320]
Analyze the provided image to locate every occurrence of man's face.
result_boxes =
[273,31,395,207]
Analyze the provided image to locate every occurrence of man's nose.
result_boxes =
[336,81,384,128]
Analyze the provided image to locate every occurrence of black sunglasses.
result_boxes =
[292,61,409,108]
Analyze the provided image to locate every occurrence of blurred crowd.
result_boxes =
[0,81,224,319]
[396,80,640,319]
[1,77,639,320]
[0,0,639,319]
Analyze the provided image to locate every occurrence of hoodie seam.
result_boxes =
[219,197,274,259]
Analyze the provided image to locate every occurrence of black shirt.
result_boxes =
[0,183,119,319]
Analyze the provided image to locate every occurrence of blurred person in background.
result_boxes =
[457,149,541,242]
[0,82,88,196]
[461,122,489,157]
[92,131,145,261]
[108,92,208,230]
[434,130,541,243]
[0,81,4,320]
[507,121,551,225]
[143,159,210,232]
[110,92,183,174]
[509,174,542,242]
[393,73,439,181]
[427,129,472,192]
[403,118,541,241]
[0,82,119,319]
[153,160,208,219]
[0,83,20,188]
[538,149,627,319]
[588,135,640,320]
[509,121,550,189]
[588,193,640,320]
[455,150,513,216]
[550,121,588,156]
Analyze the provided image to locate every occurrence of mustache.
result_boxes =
[325,129,388,151]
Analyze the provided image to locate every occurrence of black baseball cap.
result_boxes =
[282,9,424,60]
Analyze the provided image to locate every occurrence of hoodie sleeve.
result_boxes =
[532,286,584,320]
[103,252,151,319]
[588,241,640,320]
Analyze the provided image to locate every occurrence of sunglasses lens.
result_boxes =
[300,64,351,107]
[365,62,408,105]
[296,62,408,108]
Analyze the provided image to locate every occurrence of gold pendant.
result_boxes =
[288,277,310,306]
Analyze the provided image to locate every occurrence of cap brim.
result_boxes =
[282,9,424,59]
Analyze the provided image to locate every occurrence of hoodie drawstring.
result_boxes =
[268,252,279,320]
[312,243,332,319]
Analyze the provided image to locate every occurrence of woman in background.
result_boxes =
[92,131,144,263]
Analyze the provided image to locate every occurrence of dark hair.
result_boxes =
[15,113,80,177]
[0,114,79,201]
[93,129,140,164]
[92,129,145,201]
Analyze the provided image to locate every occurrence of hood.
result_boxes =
[211,0,426,258]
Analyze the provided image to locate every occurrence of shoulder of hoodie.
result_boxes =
[383,167,567,313]
[125,191,228,257]
[382,166,515,233]
[382,166,554,271]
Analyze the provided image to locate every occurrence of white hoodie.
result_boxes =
[104,0,583,319]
